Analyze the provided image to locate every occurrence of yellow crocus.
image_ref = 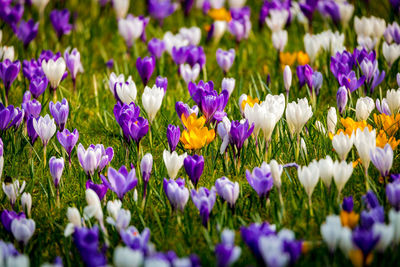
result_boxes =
[340,210,359,229]
[376,130,400,150]
[297,51,310,65]
[181,114,206,130]
[180,127,215,150]
[373,113,400,137]
[208,8,231,21]
[280,52,297,66]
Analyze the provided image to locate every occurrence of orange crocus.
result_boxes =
[208,8,231,21]
[297,51,310,65]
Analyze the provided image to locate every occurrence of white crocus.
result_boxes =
[304,33,321,64]
[265,9,289,32]
[179,27,201,45]
[212,20,227,42]
[118,16,144,48]
[383,42,400,67]
[389,209,400,244]
[339,227,354,257]
[42,58,66,89]
[31,0,50,15]
[115,79,137,104]
[386,88,400,115]
[354,127,376,172]
[2,179,26,206]
[83,189,103,223]
[315,120,326,135]
[286,98,313,135]
[180,63,200,84]
[321,215,342,253]
[298,161,320,207]
[163,150,187,179]
[64,207,82,236]
[0,46,14,61]
[114,247,143,267]
[142,85,164,123]
[318,156,334,188]
[269,160,283,190]
[272,30,288,52]
[21,192,32,217]
[33,114,57,146]
[283,65,292,92]
[107,199,122,220]
[113,0,129,19]
[11,218,35,245]
[373,223,394,252]
[244,103,275,140]
[338,2,354,27]
[355,97,374,121]
[332,132,354,161]
[332,160,353,196]
[221,77,235,96]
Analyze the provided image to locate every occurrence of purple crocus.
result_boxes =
[330,51,354,79]
[27,116,38,145]
[64,48,84,89]
[114,102,141,143]
[156,76,168,93]
[148,0,176,25]
[300,0,318,22]
[342,196,354,212]
[186,45,206,68]
[172,46,189,65]
[175,101,199,122]
[184,155,204,188]
[216,48,235,74]
[0,59,21,105]
[352,227,380,258]
[246,162,274,199]
[228,15,251,42]
[106,59,114,69]
[188,80,214,107]
[49,156,64,188]
[386,180,400,211]
[167,124,180,152]
[86,179,108,201]
[1,210,25,232]
[148,38,166,59]
[336,86,347,114]
[191,187,216,227]
[296,64,313,89]
[16,19,39,48]
[360,191,385,229]
[229,119,254,152]
[312,71,323,96]
[23,59,43,81]
[22,98,41,121]
[240,222,276,262]
[384,22,400,44]
[0,3,23,31]
[49,9,73,39]
[0,104,24,131]
[57,128,79,164]
[141,153,153,200]
[29,76,48,99]
[163,177,189,211]
[49,98,69,131]
[73,226,107,267]
[101,165,138,200]
[136,56,155,86]
[120,226,151,253]
[130,117,149,147]
[317,0,340,24]
[215,229,241,267]
[215,176,239,208]
[338,71,365,93]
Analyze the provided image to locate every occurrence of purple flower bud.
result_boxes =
[191,186,216,226]
[386,180,400,211]
[186,45,206,68]
[16,19,39,48]
[336,86,347,114]
[136,56,155,86]
[148,0,176,23]
[73,226,107,266]
[22,98,41,120]
[64,48,84,82]
[0,59,21,101]
[216,48,235,73]
[312,71,323,95]
[163,177,189,211]
[148,38,166,59]
[0,104,24,131]
[86,179,108,201]
[246,162,274,198]
[101,165,138,200]
[50,9,73,39]
[49,98,69,131]
[140,153,153,199]
[229,119,254,151]
[57,128,79,161]
[228,15,251,42]
[221,78,235,96]
[296,64,313,89]
[1,210,25,232]
[114,102,141,143]
[130,117,149,146]
[106,59,114,69]
[167,124,181,152]
[155,76,168,94]
[342,196,354,212]
[49,156,65,188]
[184,155,204,188]
[27,116,38,145]
[29,75,48,99]
[215,176,239,208]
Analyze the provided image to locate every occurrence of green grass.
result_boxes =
[0,0,400,266]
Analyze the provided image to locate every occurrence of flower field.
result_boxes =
[1,0,400,266]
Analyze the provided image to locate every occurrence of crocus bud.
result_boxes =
[33,114,57,146]
[142,85,164,123]
[136,56,155,86]
[84,189,103,221]
[64,47,84,84]
[49,156,65,188]
[163,150,187,179]
[163,178,189,211]
[67,207,82,227]
[21,192,32,217]
[49,98,69,131]
[140,153,153,199]
[355,97,375,121]
[50,9,73,39]
[298,161,320,202]
[327,107,337,134]
[221,77,235,96]
[118,15,144,49]
[155,76,168,94]
[354,127,376,171]
[184,155,204,188]
[332,160,353,195]
[167,125,180,152]
[216,48,235,73]
[41,57,66,90]
[148,38,166,59]
[269,159,283,189]
[283,65,292,93]
[180,63,200,84]
[336,86,348,114]
[286,98,313,135]
[113,0,129,19]
[332,132,354,161]
[215,176,239,208]
[318,156,334,188]
[11,218,35,245]
[212,21,227,42]
[107,199,122,220]
[370,144,393,177]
